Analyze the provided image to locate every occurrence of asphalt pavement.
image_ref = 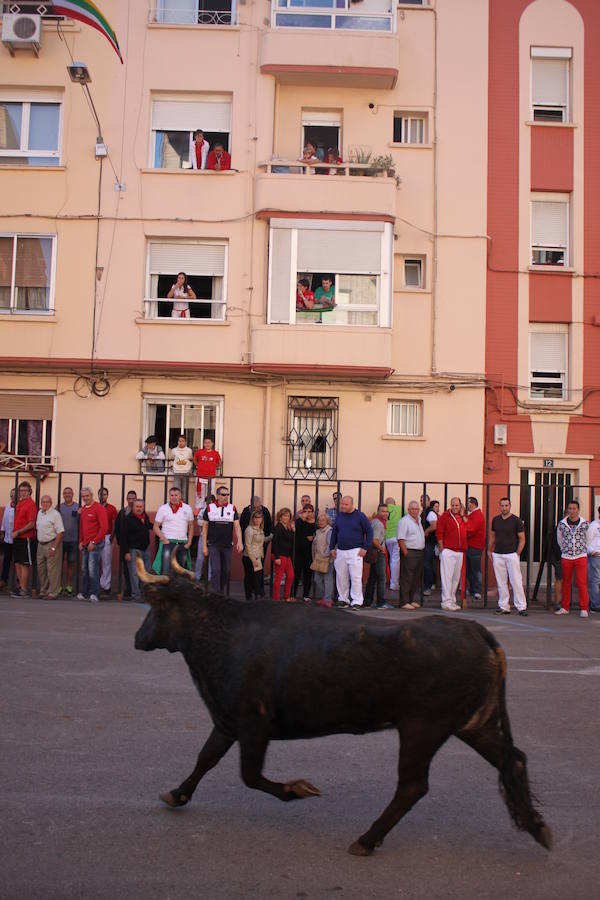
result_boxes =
[1,595,598,900]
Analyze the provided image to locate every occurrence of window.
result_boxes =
[531,198,569,266]
[529,329,568,400]
[0,394,54,467]
[393,112,426,145]
[387,401,422,436]
[143,397,223,464]
[151,95,232,169]
[145,241,227,319]
[273,0,395,32]
[268,219,393,327]
[0,96,61,166]
[403,258,423,289]
[0,234,55,313]
[154,0,236,25]
[301,110,342,161]
[287,397,338,480]
[531,47,571,123]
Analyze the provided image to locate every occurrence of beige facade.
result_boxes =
[0,1,490,497]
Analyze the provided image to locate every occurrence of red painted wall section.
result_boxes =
[529,273,572,322]
[485,0,533,483]
[566,1,600,482]
[530,126,574,192]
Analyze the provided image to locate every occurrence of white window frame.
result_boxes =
[531,195,569,267]
[267,219,393,328]
[154,0,238,26]
[530,47,571,123]
[145,239,228,320]
[387,400,423,437]
[149,93,233,169]
[301,109,342,158]
[0,233,57,314]
[0,93,63,165]
[393,112,427,145]
[142,395,224,459]
[402,257,424,289]
[529,326,568,402]
[0,392,56,465]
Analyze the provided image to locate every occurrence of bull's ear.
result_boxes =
[142,585,170,607]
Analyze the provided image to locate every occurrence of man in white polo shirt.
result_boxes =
[153,487,194,575]
[397,501,425,610]
[36,494,64,600]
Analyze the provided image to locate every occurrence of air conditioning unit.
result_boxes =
[2,14,42,56]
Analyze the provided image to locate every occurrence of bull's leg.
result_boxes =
[160,727,234,808]
[239,732,320,802]
[457,719,552,850]
[348,726,447,856]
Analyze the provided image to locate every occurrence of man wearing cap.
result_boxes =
[136,435,166,473]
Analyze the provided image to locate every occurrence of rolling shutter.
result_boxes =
[149,243,226,276]
[532,58,568,107]
[268,228,293,324]
[0,394,54,419]
[152,99,232,133]
[297,229,381,274]
[530,332,566,373]
[531,201,568,248]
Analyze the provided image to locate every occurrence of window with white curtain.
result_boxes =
[143,396,223,460]
[0,393,54,463]
[531,47,571,123]
[145,241,227,319]
[0,94,62,166]
[268,219,392,327]
[387,400,423,436]
[529,329,568,400]
[150,94,232,168]
[531,198,569,266]
[0,234,55,313]
[393,112,427,144]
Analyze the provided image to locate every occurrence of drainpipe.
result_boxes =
[426,3,438,375]
[262,381,272,479]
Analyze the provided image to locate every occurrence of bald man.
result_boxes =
[329,495,373,608]
[36,494,64,600]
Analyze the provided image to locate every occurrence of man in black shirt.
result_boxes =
[202,487,243,594]
[121,498,152,602]
[489,497,527,615]
[240,496,273,539]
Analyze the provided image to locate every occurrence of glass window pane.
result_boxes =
[14,237,52,310]
[0,102,22,150]
[158,0,198,24]
[154,131,190,168]
[28,104,60,151]
[0,236,14,308]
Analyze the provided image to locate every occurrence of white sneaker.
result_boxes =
[389,584,399,591]
[442,602,461,611]
[474,593,482,600]
[76,592,87,601]
[89,594,99,603]
[555,607,569,615]
[423,589,432,596]
[580,610,589,618]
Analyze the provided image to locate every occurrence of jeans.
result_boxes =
[312,562,333,602]
[466,547,482,596]
[81,546,101,598]
[159,541,189,575]
[127,547,151,600]
[365,551,386,606]
[588,555,600,610]
[424,542,436,590]
[208,544,232,594]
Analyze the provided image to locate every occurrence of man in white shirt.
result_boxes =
[36,494,64,599]
[0,488,16,589]
[170,434,193,501]
[153,487,194,575]
[397,501,425,610]
[587,505,600,613]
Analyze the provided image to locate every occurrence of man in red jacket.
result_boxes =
[11,481,38,598]
[77,486,108,603]
[193,437,222,511]
[206,143,231,170]
[436,497,468,611]
[466,496,485,601]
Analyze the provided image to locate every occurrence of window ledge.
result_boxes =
[140,168,237,176]
[266,324,392,334]
[388,142,432,149]
[525,121,576,129]
[0,313,56,322]
[135,317,230,326]
[396,288,431,295]
[147,23,240,32]
[381,434,426,441]
[0,165,65,172]
[520,400,578,412]
[528,266,575,275]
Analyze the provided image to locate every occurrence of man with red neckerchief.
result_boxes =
[11,481,38,598]
[193,437,221,511]
[436,497,468,612]
[153,487,194,575]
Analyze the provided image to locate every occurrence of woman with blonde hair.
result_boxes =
[271,507,295,601]
[242,510,266,601]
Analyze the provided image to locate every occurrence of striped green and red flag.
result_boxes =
[51,1,123,63]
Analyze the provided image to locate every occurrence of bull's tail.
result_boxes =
[496,653,552,850]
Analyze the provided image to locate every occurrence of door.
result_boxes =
[520,469,574,562]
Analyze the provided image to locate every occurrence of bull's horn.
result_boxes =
[136,556,169,584]
[170,553,196,580]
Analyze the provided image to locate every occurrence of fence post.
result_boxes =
[484,483,490,608]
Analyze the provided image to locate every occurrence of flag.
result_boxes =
[51,1,123,63]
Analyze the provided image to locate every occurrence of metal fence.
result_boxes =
[2,469,598,605]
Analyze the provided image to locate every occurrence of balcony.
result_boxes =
[255,160,398,219]
[261,1,398,89]
[148,2,237,26]
[251,323,393,374]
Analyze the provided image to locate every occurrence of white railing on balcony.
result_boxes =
[149,1,237,26]
[143,298,227,320]
[272,0,395,32]
[259,160,395,177]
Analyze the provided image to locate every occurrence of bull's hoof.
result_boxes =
[159,791,189,808]
[284,779,321,799]
[537,824,553,851]
[348,840,374,857]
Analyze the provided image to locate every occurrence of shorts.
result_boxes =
[62,541,78,563]
[13,537,36,566]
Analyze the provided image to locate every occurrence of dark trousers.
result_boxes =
[242,556,264,600]
[119,549,132,596]
[1,543,13,583]
[399,548,424,603]
[365,551,386,606]
[208,544,232,594]
[466,547,482,596]
[293,553,313,598]
[424,542,436,590]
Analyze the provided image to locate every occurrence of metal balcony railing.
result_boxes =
[148,3,237,26]
[259,160,395,177]
[142,298,226,320]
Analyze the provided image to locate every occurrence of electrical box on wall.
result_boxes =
[494,423,508,445]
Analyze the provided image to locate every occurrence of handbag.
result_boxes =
[310,555,330,574]
[365,547,380,566]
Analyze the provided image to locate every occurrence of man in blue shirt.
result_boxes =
[329,495,373,608]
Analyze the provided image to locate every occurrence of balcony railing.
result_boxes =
[143,298,226,320]
[272,0,395,32]
[148,3,237,26]
[259,160,396,177]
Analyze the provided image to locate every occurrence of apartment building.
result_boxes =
[0,1,597,512]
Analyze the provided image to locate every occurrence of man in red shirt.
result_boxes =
[77,486,108,603]
[193,437,222,511]
[11,481,38,598]
[98,487,118,594]
[206,143,231,170]
[466,496,486,601]
[436,497,468,611]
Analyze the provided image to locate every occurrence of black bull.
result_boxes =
[134,568,552,856]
